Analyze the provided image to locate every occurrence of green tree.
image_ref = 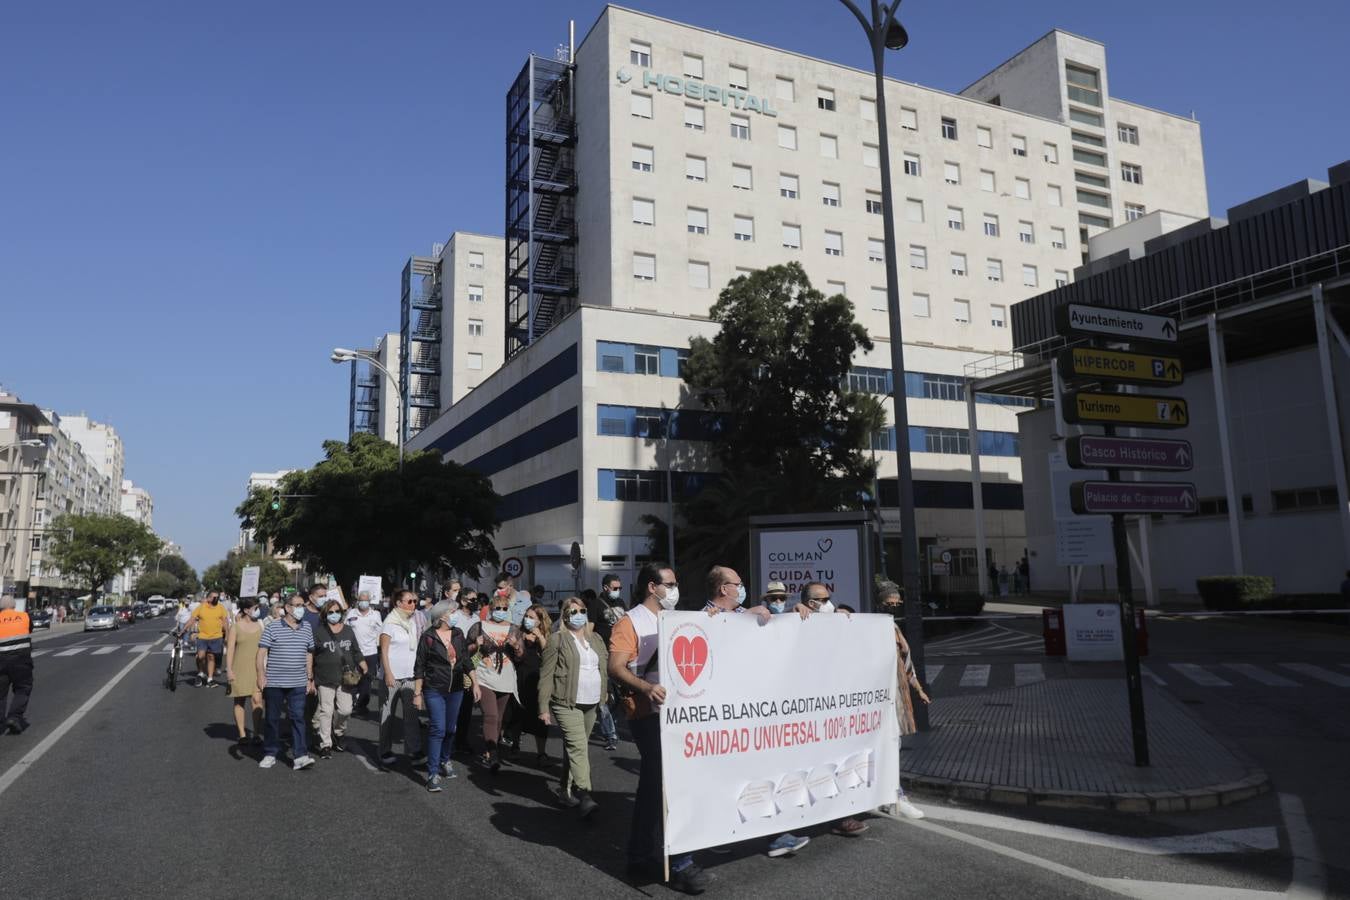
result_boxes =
[46,513,162,604]
[201,550,289,596]
[136,571,182,600]
[237,433,501,598]
[652,264,884,585]
[156,555,199,594]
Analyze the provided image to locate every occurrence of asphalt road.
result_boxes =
[1,618,1342,898]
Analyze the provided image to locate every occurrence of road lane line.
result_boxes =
[1279,663,1350,688]
[1014,663,1045,686]
[0,635,167,800]
[959,664,991,688]
[92,646,119,655]
[54,647,88,657]
[128,643,153,653]
[1169,663,1232,687]
[30,649,51,657]
[1279,793,1326,900]
[1141,666,1167,686]
[921,664,944,684]
[1222,663,1298,687]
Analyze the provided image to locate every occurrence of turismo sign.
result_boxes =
[1058,347,1183,386]
[1056,303,1179,344]
[1063,391,1189,428]
[617,68,780,117]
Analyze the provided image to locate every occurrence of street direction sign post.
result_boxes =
[1063,391,1189,428]
[1070,481,1198,515]
[1066,435,1193,471]
[1057,347,1184,386]
[1057,303,1179,344]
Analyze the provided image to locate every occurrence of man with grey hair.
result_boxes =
[346,589,384,712]
[0,594,35,734]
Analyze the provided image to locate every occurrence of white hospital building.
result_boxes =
[402,6,1209,596]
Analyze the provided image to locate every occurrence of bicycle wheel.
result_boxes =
[167,648,179,691]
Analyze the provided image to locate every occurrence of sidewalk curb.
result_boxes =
[901,770,1270,814]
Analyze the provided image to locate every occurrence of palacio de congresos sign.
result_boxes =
[617,67,780,117]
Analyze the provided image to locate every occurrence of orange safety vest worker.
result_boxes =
[0,608,32,658]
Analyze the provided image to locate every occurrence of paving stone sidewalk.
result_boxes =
[900,678,1268,813]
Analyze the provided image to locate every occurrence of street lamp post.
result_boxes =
[838,0,929,730]
[332,348,405,473]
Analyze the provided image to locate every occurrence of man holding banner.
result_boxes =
[608,562,709,895]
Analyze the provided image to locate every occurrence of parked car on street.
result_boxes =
[115,606,135,626]
[30,609,53,629]
[132,603,152,620]
[85,606,119,631]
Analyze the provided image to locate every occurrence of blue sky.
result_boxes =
[2,0,1346,572]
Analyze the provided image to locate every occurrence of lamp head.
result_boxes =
[330,347,357,364]
[884,19,909,50]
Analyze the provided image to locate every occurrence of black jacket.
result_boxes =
[413,626,473,693]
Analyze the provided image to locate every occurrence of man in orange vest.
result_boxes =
[0,594,34,734]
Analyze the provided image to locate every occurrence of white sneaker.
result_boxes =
[293,755,316,771]
[258,755,277,769]
[895,798,925,819]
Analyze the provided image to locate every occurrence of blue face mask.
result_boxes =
[607,589,621,600]
[523,618,536,631]
[289,606,306,621]
[326,612,342,624]
[769,600,786,615]
[491,609,509,623]
[734,585,747,606]
[568,612,588,630]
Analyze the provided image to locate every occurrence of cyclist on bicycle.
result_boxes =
[181,591,229,687]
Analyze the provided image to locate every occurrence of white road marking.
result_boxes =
[1279,793,1326,900]
[0,635,167,799]
[1280,663,1350,688]
[30,649,51,657]
[1222,663,1299,687]
[357,753,380,773]
[918,804,1279,855]
[1169,663,1232,687]
[1141,666,1166,686]
[921,664,943,683]
[92,646,119,655]
[1014,663,1045,686]
[128,643,154,653]
[53,647,88,657]
[959,664,991,688]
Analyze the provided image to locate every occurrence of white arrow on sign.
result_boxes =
[1175,445,1191,466]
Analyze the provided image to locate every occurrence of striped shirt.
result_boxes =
[259,619,314,688]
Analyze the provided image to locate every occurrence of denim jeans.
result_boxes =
[263,685,308,760]
[424,688,464,779]
[595,698,618,742]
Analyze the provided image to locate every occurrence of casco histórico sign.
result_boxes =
[617,67,780,116]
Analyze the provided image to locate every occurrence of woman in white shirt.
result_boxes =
[538,596,609,818]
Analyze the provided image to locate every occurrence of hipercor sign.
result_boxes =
[1056,303,1179,343]
[1057,347,1183,386]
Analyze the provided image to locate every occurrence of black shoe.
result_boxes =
[319,747,333,760]
[577,790,599,819]
[558,790,581,809]
[332,738,346,753]
[3,718,21,735]
[668,863,709,895]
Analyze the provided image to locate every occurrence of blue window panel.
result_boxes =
[976,392,1036,408]
[871,427,896,451]
[978,430,1021,457]
[907,425,927,449]
[597,341,633,374]
[659,348,681,377]
[598,405,637,436]
[597,469,617,501]
[498,471,579,521]
[903,372,925,398]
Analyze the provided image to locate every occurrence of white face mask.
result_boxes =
[818,600,836,614]
[658,585,679,610]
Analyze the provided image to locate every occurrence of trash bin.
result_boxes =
[1042,608,1066,656]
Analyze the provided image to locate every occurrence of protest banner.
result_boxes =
[358,574,382,604]
[238,565,260,598]
[658,611,899,856]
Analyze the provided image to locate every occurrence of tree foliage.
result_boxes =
[135,571,183,600]
[157,555,199,593]
[46,513,161,601]
[653,264,884,588]
[202,550,290,596]
[236,433,501,598]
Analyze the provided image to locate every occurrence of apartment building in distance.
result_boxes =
[349,331,401,441]
[408,6,1209,597]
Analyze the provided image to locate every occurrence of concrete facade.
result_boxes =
[58,414,124,493]
[439,232,506,407]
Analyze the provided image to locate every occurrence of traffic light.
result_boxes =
[270,488,281,511]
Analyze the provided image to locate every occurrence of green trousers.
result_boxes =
[551,702,598,795]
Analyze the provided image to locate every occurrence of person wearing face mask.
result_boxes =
[492,573,532,626]
[302,584,328,632]
[378,590,424,767]
[465,592,524,771]
[346,590,384,714]
[704,566,774,624]
[311,599,366,758]
[609,563,708,894]
[588,575,626,751]
[503,603,552,767]
[255,596,317,770]
[182,590,230,687]
[413,600,479,792]
[539,597,609,817]
[224,596,265,746]
[760,581,790,616]
[448,590,481,757]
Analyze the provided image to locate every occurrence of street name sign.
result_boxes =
[1070,481,1198,515]
[1066,435,1193,471]
[1063,391,1189,428]
[1058,347,1183,386]
[1057,303,1179,343]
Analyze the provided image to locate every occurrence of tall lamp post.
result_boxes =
[331,347,405,473]
[838,0,929,730]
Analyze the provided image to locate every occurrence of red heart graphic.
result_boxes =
[672,635,708,686]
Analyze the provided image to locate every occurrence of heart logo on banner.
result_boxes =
[817,538,833,553]
[673,635,709,686]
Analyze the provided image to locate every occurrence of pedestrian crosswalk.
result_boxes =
[921,660,1350,694]
[926,623,1045,657]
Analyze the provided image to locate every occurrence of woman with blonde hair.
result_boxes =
[539,596,608,817]
[504,603,553,766]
